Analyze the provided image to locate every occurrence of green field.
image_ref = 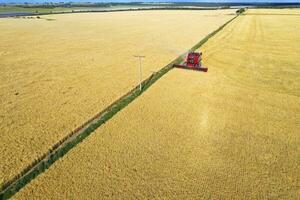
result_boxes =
[0,5,72,13]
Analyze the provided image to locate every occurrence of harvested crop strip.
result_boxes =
[13,9,300,199]
[0,10,236,189]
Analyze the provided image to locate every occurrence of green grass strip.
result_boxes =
[0,14,238,200]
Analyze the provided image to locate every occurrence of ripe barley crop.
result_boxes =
[0,10,235,189]
[13,9,300,199]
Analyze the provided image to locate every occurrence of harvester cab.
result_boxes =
[174,51,208,72]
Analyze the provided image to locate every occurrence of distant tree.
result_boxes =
[236,8,245,15]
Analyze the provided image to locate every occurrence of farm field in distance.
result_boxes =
[0,4,167,15]
[0,10,236,189]
[13,9,300,199]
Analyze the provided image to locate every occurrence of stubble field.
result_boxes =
[0,10,236,189]
[13,9,300,199]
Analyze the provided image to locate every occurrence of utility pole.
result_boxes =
[134,55,145,91]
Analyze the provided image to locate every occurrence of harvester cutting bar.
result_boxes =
[173,64,208,72]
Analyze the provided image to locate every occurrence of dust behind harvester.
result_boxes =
[173,51,208,72]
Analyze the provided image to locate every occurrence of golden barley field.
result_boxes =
[13,9,300,199]
[0,10,236,188]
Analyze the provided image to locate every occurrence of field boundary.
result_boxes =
[0,14,238,200]
[0,7,236,18]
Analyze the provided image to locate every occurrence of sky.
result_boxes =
[0,0,299,4]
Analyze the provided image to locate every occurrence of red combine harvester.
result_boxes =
[173,51,208,72]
